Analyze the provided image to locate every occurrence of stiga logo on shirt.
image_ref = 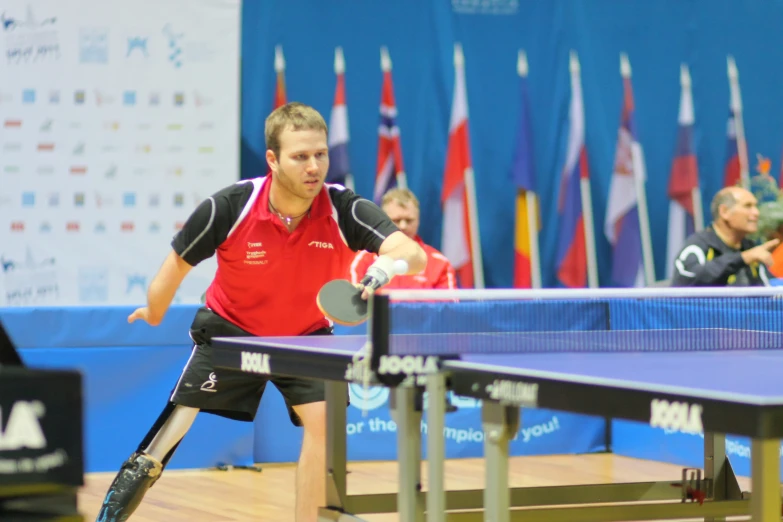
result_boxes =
[241,352,270,374]
[0,401,47,451]
[649,399,703,434]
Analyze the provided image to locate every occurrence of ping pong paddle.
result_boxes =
[317,279,368,326]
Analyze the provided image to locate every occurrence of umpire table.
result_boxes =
[212,286,783,522]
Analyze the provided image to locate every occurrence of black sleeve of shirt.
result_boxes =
[171,182,255,266]
[328,186,399,253]
[670,233,746,286]
[742,238,772,286]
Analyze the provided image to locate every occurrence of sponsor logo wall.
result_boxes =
[0,0,240,305]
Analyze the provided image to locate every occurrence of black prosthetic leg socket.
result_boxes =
[95,452,163,522]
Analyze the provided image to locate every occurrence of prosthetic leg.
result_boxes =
[96,403,198,522]
[95,452,163,522]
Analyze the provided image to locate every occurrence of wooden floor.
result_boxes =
[77,454,753,521]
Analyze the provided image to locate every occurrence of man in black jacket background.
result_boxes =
[671,186,778,286]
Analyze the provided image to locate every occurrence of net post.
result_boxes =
[369,293,390,374]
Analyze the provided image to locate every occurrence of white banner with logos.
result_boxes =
[0,0,240,306]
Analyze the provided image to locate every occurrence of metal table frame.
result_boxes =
[212,336,781,522]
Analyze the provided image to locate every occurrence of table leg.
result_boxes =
[751,438,780,522]
[393,385,424,522]
[426,372,447,522]
[325,381,347,512]
[482,401,520,522]
[704,432,726,522]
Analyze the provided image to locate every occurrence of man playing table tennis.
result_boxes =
[349,188,457,291]
[95,102,426,522]
[671,186,777,286]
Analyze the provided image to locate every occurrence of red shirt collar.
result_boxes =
[257,175,333,220]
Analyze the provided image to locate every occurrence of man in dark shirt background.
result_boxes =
[671,186,778,286]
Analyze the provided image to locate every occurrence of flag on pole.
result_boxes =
[666,64,703,278]
[724,56,749,188]
[326,47,354,191]
[723,108,740,187]
[273,45,287,109]
[374,47,407,204]
[555,51,598,289]
[441,43,484,289]
[604,53,654,287]
[511,50,541,289]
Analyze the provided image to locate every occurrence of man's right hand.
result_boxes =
[128,307,162,326]
[741,239,781,267]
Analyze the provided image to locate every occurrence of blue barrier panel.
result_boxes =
[250,324,604,463]
[253,382,606,463]
[350,389,605,462]
[2,305,202,348]
[3,306,254,473]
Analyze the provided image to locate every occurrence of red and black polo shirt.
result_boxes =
[171,176,399,336]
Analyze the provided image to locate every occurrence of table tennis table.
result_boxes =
[211,287,783,522]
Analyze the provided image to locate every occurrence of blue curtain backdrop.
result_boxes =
[240,0,783,288]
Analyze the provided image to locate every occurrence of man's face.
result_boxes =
[383,200,419,239]
[267,127,329,200]
[722,189,759,235]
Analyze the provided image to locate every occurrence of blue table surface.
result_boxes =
[216,333,783,404]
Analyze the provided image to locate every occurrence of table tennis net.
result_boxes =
[377,288,783,356]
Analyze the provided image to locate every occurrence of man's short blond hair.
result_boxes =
[381,188,419,210]
[265,102,327,158]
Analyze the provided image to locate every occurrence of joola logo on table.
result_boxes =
[0,401,47,451]
[649,398,703,434]
[240,352,270,374]
[377,355,438,375]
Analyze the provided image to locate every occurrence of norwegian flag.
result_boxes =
[441,43,484,289]
[273,45,287,109]
[374,46,407,204]
[326,47,354,191]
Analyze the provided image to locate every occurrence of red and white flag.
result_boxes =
[441,43,484,289]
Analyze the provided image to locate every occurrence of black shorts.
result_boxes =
[169,307,330,426]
